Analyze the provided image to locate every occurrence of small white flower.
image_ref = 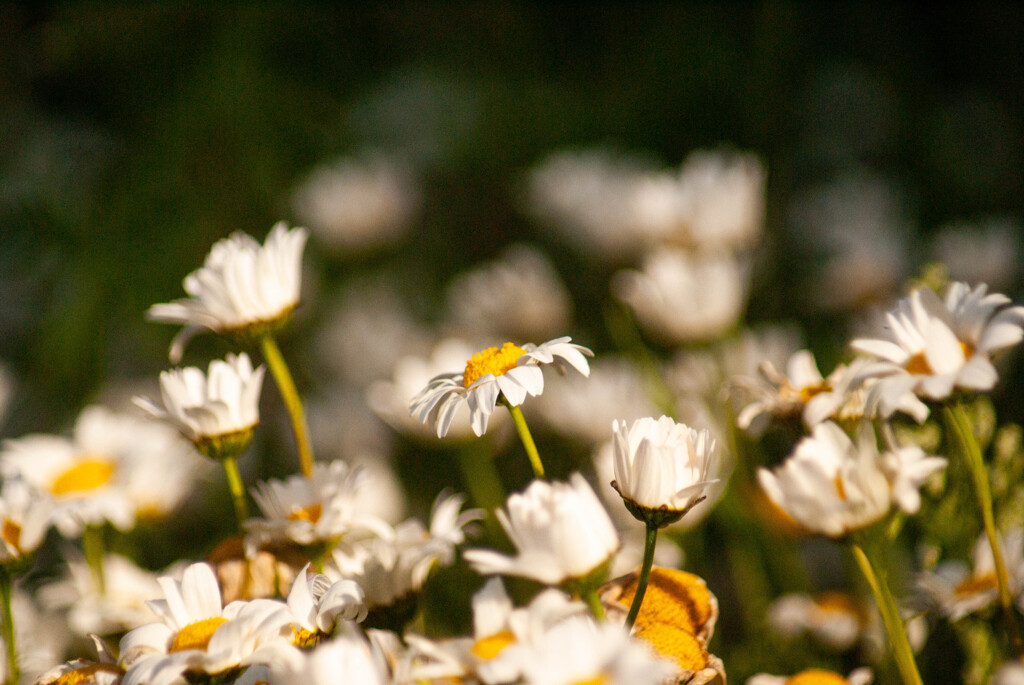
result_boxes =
[747,667,873,685]
[147,223,308,362]
[274,635,387,685]
[852,281,1024,421]
[134,353,264,452]
[757,422,893,538]
[0,477,51,563]
[611,416,717,525]
[464,474,619,586]
[767,592,867,652]
[283,566,366,646]
[612,247,748,344]
[409,336,593,437]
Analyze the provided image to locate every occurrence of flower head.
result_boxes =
[147,223,308,362]
[747,668,873,685]
[611,416,718,527]
[464,474,619,586]
[0,476,51,564]
[283,566,366,647]
[852,281,1024,421]
[134,353,264,460]
[409,336,593,437]
[275,635,387,685]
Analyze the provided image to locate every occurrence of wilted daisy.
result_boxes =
[147,223,308,362]
[134,353,264,461]
[0,405,187,537]
[852,281,1024,421]
[282,566,366,647]
[464,474,619,587]
[747,667,873,685]
[119,562,298,685]
[409,336,592,438]
[611,416,717,527]
[612,247,748,344]
[0,477,51,564]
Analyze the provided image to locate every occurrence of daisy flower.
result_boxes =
[767,591,867,652]
[464,474,619,586]
[409,336,592,438]
[134,353,264,461]
[747,667,873,685]
[147,223,308,362]
[35,635,124,685]
[851,281,1024,421]
[0,477,52,564]
[282,566,366,647]
[273,635,387,685]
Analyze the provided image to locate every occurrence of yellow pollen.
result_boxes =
[170,616,229,652]
[798,382,831,403]
[462,343,526,388]
[2,518,21,551]
[288,503,323,524]
[833,475,847,501]
[954,573,999,598]
[292,626,320,648]
[570,677,607,685]
[471,630,516,660]
[785,669,853,685]
[50,459,115,496]
[905,342,974,375]
[53,664,125,685]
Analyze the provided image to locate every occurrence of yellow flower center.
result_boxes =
[785,669,853,685]
[571,677,607,685]
[288,503,323,524]
[463,343,526,388]
[833,475,847,501]
[292,626,320,648]
[50,459,115,496]
[814,592,861,618]
[471,630,516,660]
[954,573,999,598]
[170,616,229,652]
[905,342,974,375]
[53,664,125,685]
[2,518,21,551]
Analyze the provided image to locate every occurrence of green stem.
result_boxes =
[583,587,606,621]
[943,403,1023,656]
[625,523,658,629]
[455,441,507,539]
[261,334,314,478]
[505,403,545,479]
[850,541,923,685]
[222,456,250,528]
[0,566,17,685]
[82,525,106,596]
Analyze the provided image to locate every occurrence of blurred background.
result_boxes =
[2,3,1024,682]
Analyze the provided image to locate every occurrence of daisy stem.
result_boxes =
[456,441,506,538]
[850,540,922,685]
[505,403,545,479]
[0,566,17,685]
[943,402,1023,655]
[221,456,250,528]
[583,587,606,622]
[625,522,658,629]
[261,334,314,478]
[82,525,106,596]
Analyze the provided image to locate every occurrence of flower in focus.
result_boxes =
[409,336,592,437]
[612,247,748,345]
[746,667,873,685]
[119,562,298,685]
[611,416,717,527]
[464,474,619,586]
[283,566,366,647]
[852,281,1024,421]
[767,591,868,652]
[274,635,387,685]
[134,353,264,461]
[245,460,393,555]
[916,528,1024,621]
[147,223,308,362]
[0,476,51,564]
[1,406,188,537]
[757,422,893,538]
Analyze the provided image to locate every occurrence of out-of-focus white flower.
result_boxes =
[757,422,893,538]
[496,615,677,685]
[1,406,192,537]
[992,659,1024,685]
[367,338,493,442]
[283,566,366,646]
[531,356,659,445]
[410,337,592,438]
[330,493,481,610]
[290,155,420,254]
[245,460,393,554]
[767,591,867,652]
[444,244,573,342]
[147,223,308,362]
[917,528,1024,621]
[464,474,619,586]
[612,247,748,344]
[930,217,1021,293]
[879,441,946,515]
[274,635,387,685]
[38,553,163,636]
[611,416,717,526]
[35,636,124,685]
[119,563,299,685]
[852,282,1024,421]
[134,353,264,460]
[747,667,873,685]
[0,477,51,563]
